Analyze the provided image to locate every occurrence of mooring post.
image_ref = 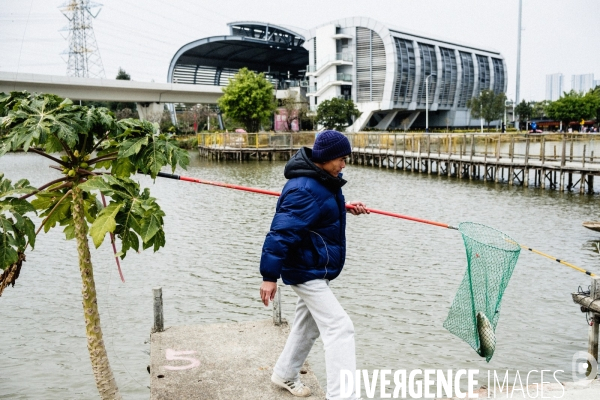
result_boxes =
[588,277,600,374]
[273,285,282,326]
[153,287,164,333]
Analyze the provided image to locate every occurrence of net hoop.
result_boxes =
[458,222,520,253]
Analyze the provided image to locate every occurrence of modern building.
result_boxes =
[545,73,563,101]
[571,73,595,94]
[168,18,507,131]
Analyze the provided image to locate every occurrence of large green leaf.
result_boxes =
[119,136,148,158]
[0,175,37,269]
[139,213,161,243]
[89,203,122,248]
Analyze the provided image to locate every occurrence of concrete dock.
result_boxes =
[150,319,325,399]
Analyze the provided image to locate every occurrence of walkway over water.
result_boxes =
[197,132,600,193]
[347,133,600,194]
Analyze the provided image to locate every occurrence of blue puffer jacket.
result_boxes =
[260,147,347,285]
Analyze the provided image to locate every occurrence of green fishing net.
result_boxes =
[443,222,521,362]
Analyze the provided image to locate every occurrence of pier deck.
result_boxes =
[150,319,325,400]
[348,133,600,193]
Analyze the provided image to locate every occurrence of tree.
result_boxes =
[112,68,137,116]
[0,91,189,399]
[115,67,130,81]
[315,98,361,131]
[513,100,533,129]
[217,68,276,132]
[466,89,507,131]
[546,90,600,131]
[532,100,550,119]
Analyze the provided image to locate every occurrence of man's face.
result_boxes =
[319,156,348,177]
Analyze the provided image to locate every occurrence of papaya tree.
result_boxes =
[0,91,189,399]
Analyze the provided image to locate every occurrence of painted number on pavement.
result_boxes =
[164,349,200,370]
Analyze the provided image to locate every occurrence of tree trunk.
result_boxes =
[71,186,122,399]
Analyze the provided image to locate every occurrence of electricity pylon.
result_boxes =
[60,0,105,78]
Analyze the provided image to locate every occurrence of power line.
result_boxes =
[16,0,34,75]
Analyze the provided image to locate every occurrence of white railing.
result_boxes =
[306,52,353,73]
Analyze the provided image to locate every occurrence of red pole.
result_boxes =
[158,172,455,230]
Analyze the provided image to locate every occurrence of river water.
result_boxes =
[1,152,599,399]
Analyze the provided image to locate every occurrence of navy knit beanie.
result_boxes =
[311,130,351,162]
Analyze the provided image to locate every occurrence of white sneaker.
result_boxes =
[271,372,311,397]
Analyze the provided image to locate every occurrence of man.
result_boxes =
[260,130,368,400]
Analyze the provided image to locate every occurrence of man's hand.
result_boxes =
[347,201,370,216]
[260,281,278,306]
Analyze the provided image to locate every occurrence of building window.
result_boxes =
[417,43,437,105]
[438,47,457,107]
[476,55,491,92]
[356,27,385,102]
[458,52,474,108]
[393,38,416,104]
[492,58,505,94]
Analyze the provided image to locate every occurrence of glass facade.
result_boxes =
[476,55,491,93]
[438,47,458,107]
[417,43,437,105]
[492,58,505,94]
[393,38,416,104]
[458,52,475,108]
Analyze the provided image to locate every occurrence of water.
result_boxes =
[1,152,598,399]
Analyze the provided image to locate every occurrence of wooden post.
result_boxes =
[561,135,567,167]
[273,285,282,326]
[427,135,431,157]
[469,134,474,162]
[484,136,488,164]
[588,277,600,373]
[583,145,587,168]
[495,135,501,162]
[541,136,546,165]
[570,137,574,162]
[524,137,530,187]
[393,134,397,170]
[559,171,564,191]
[153,287,164,333]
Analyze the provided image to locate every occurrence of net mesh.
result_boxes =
[443,222,521,362]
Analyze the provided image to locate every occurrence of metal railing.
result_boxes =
[345,132,600,167]
[307,73,353,93]
[306,52,353,73]
[197,132,317,149]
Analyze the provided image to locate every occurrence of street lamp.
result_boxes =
[425,73,436,133]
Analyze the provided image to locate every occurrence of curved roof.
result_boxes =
[168,22,309,83]
[227,21,308,40]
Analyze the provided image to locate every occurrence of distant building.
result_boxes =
[595,80,600,89]
[571,73,594,94]
[168,18,507,131]
[545,73,563,101]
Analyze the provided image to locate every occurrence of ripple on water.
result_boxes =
[0,153,595,399]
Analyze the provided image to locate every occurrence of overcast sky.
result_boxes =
[1,0,598,102]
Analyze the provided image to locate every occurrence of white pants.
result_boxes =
[273,279,357,400]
